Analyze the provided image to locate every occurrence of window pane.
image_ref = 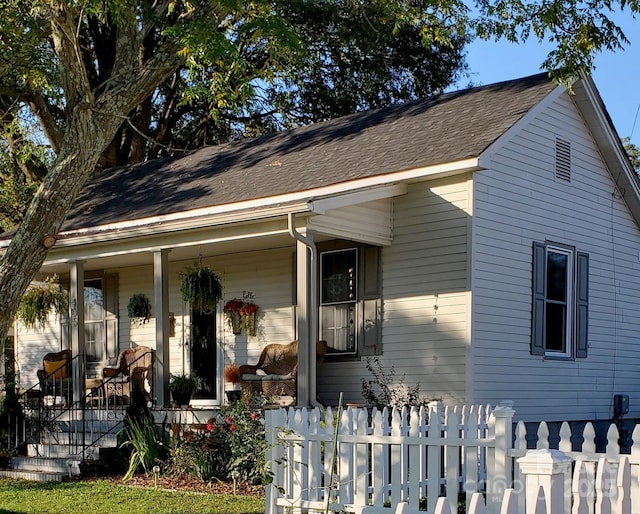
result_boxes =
[321,250,357,304]
[85,321,104,362]
[84,279,104,362]
[546,252,567,301]
[545,303,566,352]
[320,304,356,353]
[84,279,104,321]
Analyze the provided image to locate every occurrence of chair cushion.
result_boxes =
[242,373,292,381]
[44,359,68,379]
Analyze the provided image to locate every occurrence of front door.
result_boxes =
[191,309,217,400]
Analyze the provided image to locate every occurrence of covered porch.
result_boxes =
[15,183,401,411]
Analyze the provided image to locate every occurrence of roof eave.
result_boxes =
[1,157,480,250]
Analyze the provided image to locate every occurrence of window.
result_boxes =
[532,242,588,358]
[61,274,118,365]
[320,249,358,354]
[319,244,381,357]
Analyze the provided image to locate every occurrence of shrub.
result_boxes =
[166,392,267,484]
[361,356,428,410]
[120,410,170,481]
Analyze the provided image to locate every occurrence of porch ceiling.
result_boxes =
[39,216,336,274]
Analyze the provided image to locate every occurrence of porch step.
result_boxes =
[40,431,119,447]
[28,443,101,460]
[11,456,81,475]
[0,468,69,482]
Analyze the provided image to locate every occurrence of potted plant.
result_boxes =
[127,293,152,325]
[169,373,199,406]
[179,260,222,313]
[224,364,242,402]
[17,275,68,329]
[223,299,244,334]
[239,301,259,336]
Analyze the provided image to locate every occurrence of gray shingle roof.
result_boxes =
[63,72,556,231]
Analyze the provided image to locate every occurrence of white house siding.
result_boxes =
[318,176,472,406]
[471,91,640,421]
[14,318,64,390]
[307,199,393,245]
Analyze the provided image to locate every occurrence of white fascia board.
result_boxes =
[2,157,479,250]
[308,183,407,214]
[43,220,292,266]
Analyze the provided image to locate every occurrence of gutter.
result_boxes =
[287,212,322,409]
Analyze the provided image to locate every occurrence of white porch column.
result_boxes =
[69,261,85,405]
[153,249,170,406]
[295,239,311,407]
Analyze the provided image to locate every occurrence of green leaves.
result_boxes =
[474,0,638,84]
[16,275,68,329]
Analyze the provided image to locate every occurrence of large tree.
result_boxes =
[474,0,638,84]
[0,0,470,338]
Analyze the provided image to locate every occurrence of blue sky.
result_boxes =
[456,12,640,146]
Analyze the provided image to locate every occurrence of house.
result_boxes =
[6,72,640,423]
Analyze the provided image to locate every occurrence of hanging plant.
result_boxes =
[17,275,69,329]
[223,298,244,334]
[239,301,259,336]
[127,293,152,324]
[179,260,223,313]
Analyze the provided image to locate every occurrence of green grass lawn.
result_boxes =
[0,478,265,514]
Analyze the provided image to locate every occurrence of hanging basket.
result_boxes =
[230,311,242,334]
[240,302,258,337]
[242,312,257,337]
[180,261,222,313]
[224,299,244,334]
[127,293,151,324]
[17,275,68,329]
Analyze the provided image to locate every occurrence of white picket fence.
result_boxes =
[264,401,640,514]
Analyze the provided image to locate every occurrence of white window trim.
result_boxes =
[545,244,574,358]
[320,248,359,355]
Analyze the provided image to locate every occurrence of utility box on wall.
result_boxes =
[613,394,629,418]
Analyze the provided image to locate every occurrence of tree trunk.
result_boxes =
[0,110,113,339]
[0,2,181,342]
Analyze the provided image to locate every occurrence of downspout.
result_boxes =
[287,212,321,408]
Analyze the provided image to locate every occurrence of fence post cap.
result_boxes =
[517,449,573,474]
[492,400,515,415]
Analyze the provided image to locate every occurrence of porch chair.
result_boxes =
[102,345,155,404]
[238,340,327,398]
[36,349,73,399]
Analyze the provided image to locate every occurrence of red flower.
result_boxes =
[225,416,232,424]
[250,412,258,420]
[229,424,236,431]
[224,299,244,313]
[239,302,258,316]
[206,423,214,432]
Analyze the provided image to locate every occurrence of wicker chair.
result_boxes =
[102,346,155,403]
[36,349,73,397]
[238,340,327,397]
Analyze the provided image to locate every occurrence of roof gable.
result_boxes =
[62,73,556,232]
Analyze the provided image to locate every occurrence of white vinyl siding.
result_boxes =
[308,199,393,246]
[318,176,471,406]
[14,316,64,390]
[471,90,640,421]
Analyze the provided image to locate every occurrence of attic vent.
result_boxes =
[555,138,571,182]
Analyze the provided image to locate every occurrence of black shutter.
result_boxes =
[575,252,589,358]
[360,246,382,356]
[531,242,546,356]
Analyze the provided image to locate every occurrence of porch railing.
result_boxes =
[2,349,155,461]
